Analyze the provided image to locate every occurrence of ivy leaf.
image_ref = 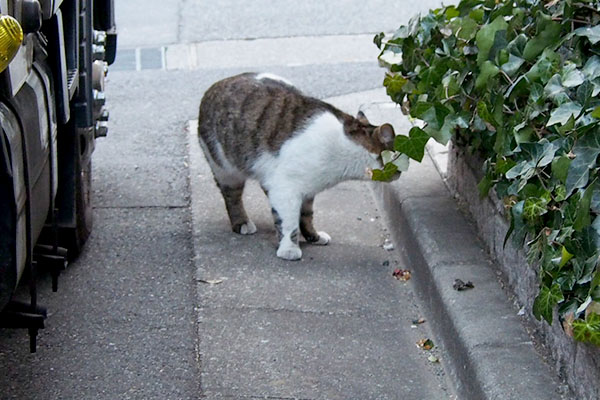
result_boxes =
[478,175,493,198]
[543,74,567,103]
[546,102,582,127]
[393,15,420,40]
[523,197,548,221]
[394,127,430,162]
[476,16,508,66]
[574,181,597,231]
[501,53,525,76]
[566,134,600,196]
[583,56,600,80]
[457,16,478,41]
[533,283,564,324]
[575,25,600,45]
[506,200,528,246]
[558,246,574,269]
[522,14,561,62]
[384,74,410,103]
[552,156,571,184]
[374,32,385,48]
[476,60,500,90]
[507,33,528,57]
[414,103,449,130]
[505,160,533,179]
[477,101,495,124]
[562,64,584,88]
[572,313,600,345]
[371,162,399,182]
[519,140,557,168]
[590,266,600,293]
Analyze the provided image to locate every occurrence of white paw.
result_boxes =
[277,245,302,261]
[239,221,257,235]
[314,231,331,245]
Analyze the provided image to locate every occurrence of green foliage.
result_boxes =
[375,0,600,345]
[533,283,564,324]
[573,313,600,345]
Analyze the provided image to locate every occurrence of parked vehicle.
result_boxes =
[0,0,116,351]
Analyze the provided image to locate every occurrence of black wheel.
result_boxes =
[59,127,93,261]
[69,146,93,258]
[52,121,94,261]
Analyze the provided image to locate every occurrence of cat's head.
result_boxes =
[344,111,399,180]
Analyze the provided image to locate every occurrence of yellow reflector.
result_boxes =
[0,15,23,73]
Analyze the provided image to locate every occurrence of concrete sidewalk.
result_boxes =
[187,118,453,397]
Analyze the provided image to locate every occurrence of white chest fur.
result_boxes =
[251,111,379,196]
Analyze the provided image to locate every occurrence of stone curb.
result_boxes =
[326,90,567,400]
[372,160,566,400]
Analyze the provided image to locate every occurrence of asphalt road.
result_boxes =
[0,1,455,399]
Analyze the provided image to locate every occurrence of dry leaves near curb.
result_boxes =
[393,269,411,281]
[453,279,474,291]
[416,338,434,350]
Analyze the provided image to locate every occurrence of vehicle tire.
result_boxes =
[58,126,93,261]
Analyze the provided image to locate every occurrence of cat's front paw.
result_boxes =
[240,221,257,235]
[233,221,257,235]
[314,231,331,245]
[277,245,302,261]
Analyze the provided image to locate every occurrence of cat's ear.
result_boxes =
[356,110,370,125]
[375,123,395,149]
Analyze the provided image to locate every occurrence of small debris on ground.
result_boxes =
[412,317,426,325]
[382,260,390,267]
[383,239,395,251]
[197,278,224,285]
[416,338,434,350]
[428,355,440,363]
[393,268,411,281]
[453,279,474,291]
[563,312,575,338]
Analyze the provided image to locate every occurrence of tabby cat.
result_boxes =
[198,72,395,260]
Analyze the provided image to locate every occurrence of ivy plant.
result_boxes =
[375,0,600,344]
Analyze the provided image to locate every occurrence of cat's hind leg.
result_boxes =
[299,197,330,245]
[268,190,303,261]
[217,180,257,235]
[199,138,256,235]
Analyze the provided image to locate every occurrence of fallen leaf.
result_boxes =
[428,355,439,363]
[416,338,434,350]
[393,269,411,281]
[453,279,474,291]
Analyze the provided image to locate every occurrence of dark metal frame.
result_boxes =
[0,0,116,352]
